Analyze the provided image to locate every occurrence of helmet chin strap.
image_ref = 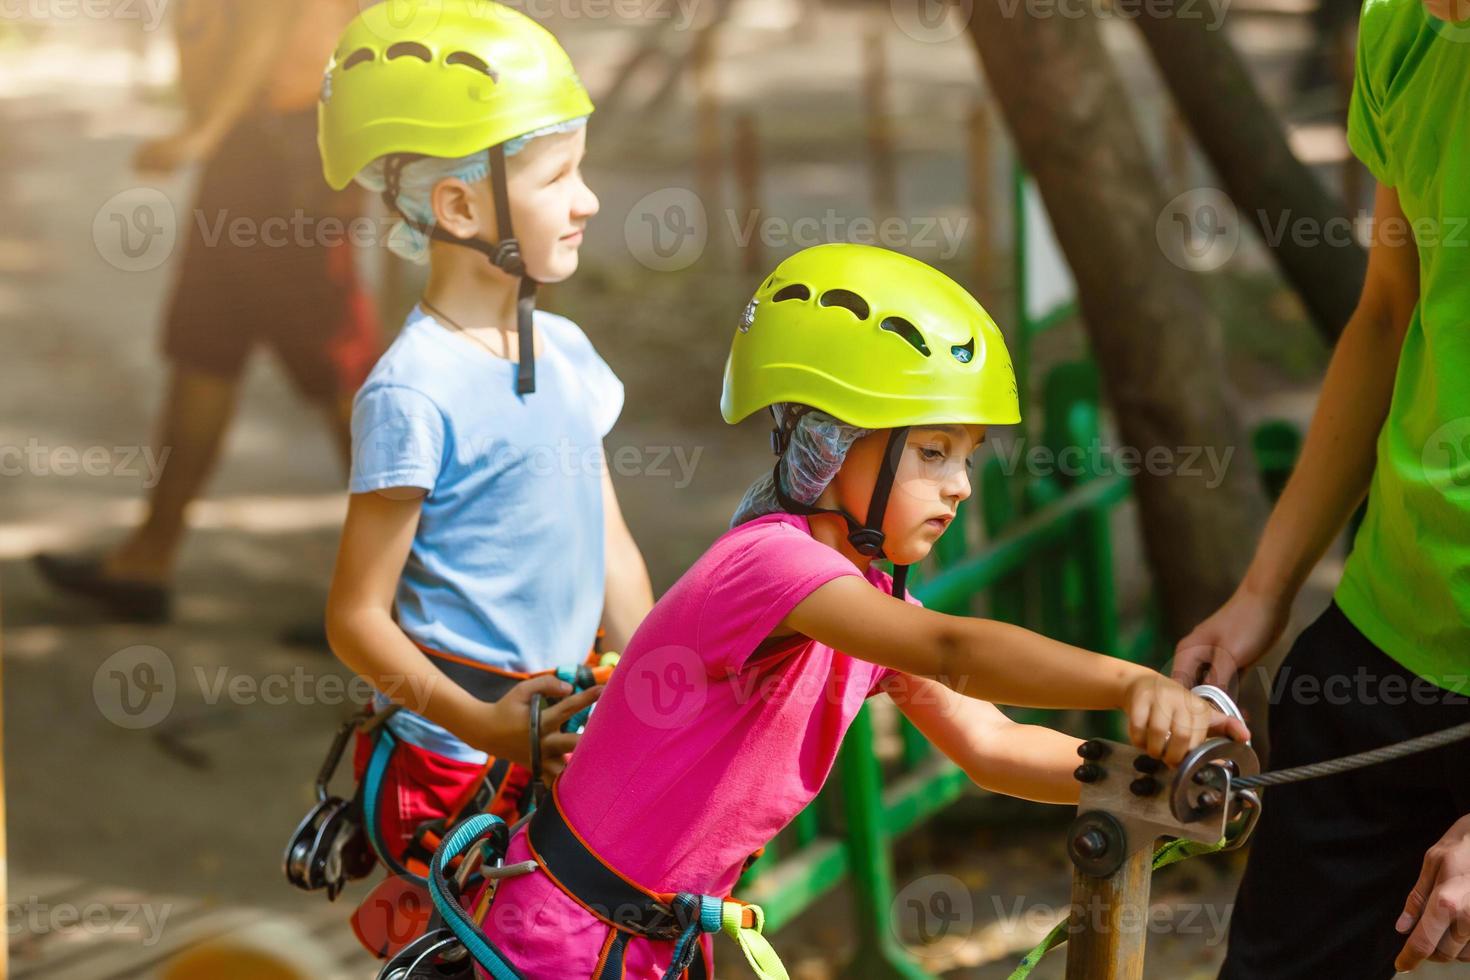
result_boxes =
[771,422,912,599]
[382,145,538,395]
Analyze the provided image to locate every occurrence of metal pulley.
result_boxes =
[1066,686,1262,878]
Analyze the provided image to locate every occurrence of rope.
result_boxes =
[1234,719,1470,789]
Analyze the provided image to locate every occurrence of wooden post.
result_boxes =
[864,21,898,222]
[733,113,763,276]
[968,100,993,293]
[1065,845,1152,980]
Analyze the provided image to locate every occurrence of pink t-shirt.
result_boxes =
[478,513,908,976]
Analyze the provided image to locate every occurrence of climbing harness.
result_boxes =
[381,784,789,980]
[283,705,394,900]
[287,642,616,967]
[287,645,616,888]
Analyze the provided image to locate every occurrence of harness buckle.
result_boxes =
[641,903,686,942]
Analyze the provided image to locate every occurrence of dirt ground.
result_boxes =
[1,2,1460,978]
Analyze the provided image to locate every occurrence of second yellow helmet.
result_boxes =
[721,244,1021,431]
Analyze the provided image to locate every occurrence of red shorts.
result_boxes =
[162,111,381,400]
[349,730,532,958]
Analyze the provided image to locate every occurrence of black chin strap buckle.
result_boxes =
[492,239,525,277]
[847,528,887,558]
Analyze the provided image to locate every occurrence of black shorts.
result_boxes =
[161,111,380,401]
[1219,602,1470,979]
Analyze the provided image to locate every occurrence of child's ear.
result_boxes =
[429,178,483,240]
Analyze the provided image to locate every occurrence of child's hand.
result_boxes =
[1123,673,1251,766]
[461,674,604,773]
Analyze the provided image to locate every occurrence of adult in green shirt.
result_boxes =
[1173,0,1470,974]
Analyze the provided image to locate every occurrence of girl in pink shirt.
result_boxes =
[419,244,1249,980]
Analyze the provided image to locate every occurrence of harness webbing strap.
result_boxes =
[427,814,527,980]
[526,786,787,980]
[362,728,415,879]
[526,786,675,936]
[595,928,628,980]
[422,653,526,704]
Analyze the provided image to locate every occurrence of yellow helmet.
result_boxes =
[318,0,594,191]
[317,0,595,397]
[721,243,1021,430]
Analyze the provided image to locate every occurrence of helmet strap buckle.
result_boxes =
[492,239,526,277]
[847,528,886,558]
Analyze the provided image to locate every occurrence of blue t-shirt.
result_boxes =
[350,307,624,760]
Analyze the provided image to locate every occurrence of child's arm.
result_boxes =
[883,673,1081,804]
[599,470,654,652]
[326,489,600,773]
[785,577,1248,765]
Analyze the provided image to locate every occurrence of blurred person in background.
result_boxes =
[33,0,379,624]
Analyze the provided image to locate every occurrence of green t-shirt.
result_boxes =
[1337,0,1470,693]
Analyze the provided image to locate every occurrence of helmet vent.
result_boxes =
[951,338,975,363]
[880,316,931,356]
[819,289,870,320]
[386,42,434,62]
[772,284,810,303]
[342,48,375,71]
[447,51,497,79]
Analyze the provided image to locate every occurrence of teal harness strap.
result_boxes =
[1006,838,1224,980]
[426,813,528,980]
[361,727,422,881]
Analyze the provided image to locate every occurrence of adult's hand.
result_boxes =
[1396,813,1470,970]
[1171,586,1290,691]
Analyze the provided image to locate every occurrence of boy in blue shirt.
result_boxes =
[313,0,652,956]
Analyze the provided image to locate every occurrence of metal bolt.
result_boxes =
[1129,777,1160,797]
[1077,740,1109,761]
[1134,755,1163,774]
[1198,790,1223,809]
[1073,829,1109,860]
[1074,764,1105,784]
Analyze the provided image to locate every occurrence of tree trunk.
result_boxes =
[965,8,1268,639]
[1135,0,1367,343]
